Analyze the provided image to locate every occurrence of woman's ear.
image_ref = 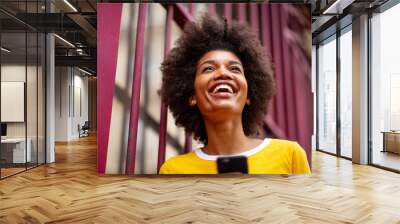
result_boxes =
[246,99,250,105]
[189,96,197,106]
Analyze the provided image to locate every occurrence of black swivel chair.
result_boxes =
[79,121,90,138]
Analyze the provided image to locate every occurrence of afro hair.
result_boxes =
[160,15,275,144]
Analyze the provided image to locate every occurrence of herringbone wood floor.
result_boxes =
[1,134,400,224]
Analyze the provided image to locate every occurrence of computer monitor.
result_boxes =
[1,123,7,137]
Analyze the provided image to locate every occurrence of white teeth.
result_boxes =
[213,84,233,93]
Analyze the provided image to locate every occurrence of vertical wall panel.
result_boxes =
[261,4,277,127]
[97,3,123,174]
[270,5,287,133]
[250,4,259,38]
[280,5,297,140]
[208,3,216,17]
[184,4,194,154]
[237,3,246,23]
[158,5,173,172]
[126,3,148,175]
[106,4,138,174]
[223,3,232,23]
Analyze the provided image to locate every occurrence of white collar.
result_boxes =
[194,138,271,161]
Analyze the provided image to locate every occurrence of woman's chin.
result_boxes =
[200,94,246,115]
[205,102,244,114]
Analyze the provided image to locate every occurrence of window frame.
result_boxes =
[315,23,353,161]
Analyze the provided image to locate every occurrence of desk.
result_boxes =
[382,131,400,154]
[1,138,31,163]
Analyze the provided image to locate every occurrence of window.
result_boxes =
[371,3,400,171]
[317,35,337,154]
[316,24,353,159]
[339,27,352,158]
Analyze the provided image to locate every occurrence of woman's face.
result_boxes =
[193,50,248,119]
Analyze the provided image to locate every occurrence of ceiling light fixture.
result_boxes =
[322,0,355,15]
[1,47,11,53]
[63,0,78,12]
[54,34,75,48]
[78,67,93,76]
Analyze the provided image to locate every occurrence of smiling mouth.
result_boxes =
[208,82,237,98]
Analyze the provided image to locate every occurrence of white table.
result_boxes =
[1,138,31,163]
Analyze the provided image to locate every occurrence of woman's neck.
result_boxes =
[202,116,262,155]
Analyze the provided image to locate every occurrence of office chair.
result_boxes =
[79,121,90,138]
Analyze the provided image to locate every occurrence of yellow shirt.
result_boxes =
[159,138,311,174]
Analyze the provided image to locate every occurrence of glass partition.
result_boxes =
[371,3,400,171]
[1,30,28,178]
[317,35,337,154]
[339,27,352,158]
[38,32,45,165]
[0,1,46,179]
[27,30,38,169]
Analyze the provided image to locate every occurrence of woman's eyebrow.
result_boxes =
[198,60,215,67]
[199,60,242,67]
[228,61,242,66]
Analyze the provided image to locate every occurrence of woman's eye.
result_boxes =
[230,67,241,73]
[203,66,214,72]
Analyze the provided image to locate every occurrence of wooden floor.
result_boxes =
[1,167,26,178]
[1,135,400,223]
[373,151,400,171]
[1,163,44,178]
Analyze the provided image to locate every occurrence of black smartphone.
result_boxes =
[217,156,248,174]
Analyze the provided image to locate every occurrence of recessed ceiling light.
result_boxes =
[63,0,78,12]
[54,34,75,48]
[78,67,93,76]
[1,47,11,53]
[322,0,354,15]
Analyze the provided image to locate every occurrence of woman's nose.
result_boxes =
[213,66,233,80]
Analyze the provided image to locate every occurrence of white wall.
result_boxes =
[74,72,89,135]
[1,65,36,138]
[55,66,89,141]
[55,66,69,141]
[1,63,46,164]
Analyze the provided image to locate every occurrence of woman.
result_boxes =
[159,15,310,174]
